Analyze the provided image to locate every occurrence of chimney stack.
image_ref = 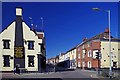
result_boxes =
[105,28,109,33]
[16,7,22,16]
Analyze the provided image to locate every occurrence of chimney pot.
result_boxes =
[16,8,22,16]
[105,28,109,33]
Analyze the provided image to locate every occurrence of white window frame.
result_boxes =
[88,50,92,57]
[87,61,92,68]
[78,54,80,59]
[78,62,81,67]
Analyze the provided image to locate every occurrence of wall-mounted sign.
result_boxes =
[14,47,24,58]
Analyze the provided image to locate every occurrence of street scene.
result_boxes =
[0,1,120,80]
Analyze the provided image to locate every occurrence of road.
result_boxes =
[1,69,100,79]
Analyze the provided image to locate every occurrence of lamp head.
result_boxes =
[92,8,100,11]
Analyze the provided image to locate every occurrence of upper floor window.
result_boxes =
[88,41,92,47]
[3,40,10,49]
[3,55,10,67]
[82,45,85,49]
[88,50,92,57]
[28,41,34,50]
[78,47,80,52]
[78,54,80,59]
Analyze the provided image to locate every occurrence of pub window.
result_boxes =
[3,40,10,49]
[3,55,10,67]
[28,56,34,67]
[28,41,34,50]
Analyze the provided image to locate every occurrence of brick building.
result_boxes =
[76,28,120,70]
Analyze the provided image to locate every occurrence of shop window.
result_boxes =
[28,41,34,50]
[3,40,10,49]
[3,55,10,67]
[28,56,34,67]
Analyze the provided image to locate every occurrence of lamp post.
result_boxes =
[92,8,112,78]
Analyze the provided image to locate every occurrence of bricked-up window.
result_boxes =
[28,41,34,50]
[28,56,34,67]
[3,55,10,67]
[3,40,10,49]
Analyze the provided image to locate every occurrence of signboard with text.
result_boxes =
[14,47,24,58]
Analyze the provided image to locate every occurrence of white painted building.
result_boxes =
[0,7,46,72]
[69,47,77,69]
[100,39,120,68]
[59,53,65,62]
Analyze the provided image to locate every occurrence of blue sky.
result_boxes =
[2,2,118,58]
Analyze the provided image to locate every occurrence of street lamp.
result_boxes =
[92,8,112,78]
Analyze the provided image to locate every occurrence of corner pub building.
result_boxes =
[0,7,46,72]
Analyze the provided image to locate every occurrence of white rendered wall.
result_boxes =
[22,22,42,71]
[101,41,120,68]
[0,22,15,71]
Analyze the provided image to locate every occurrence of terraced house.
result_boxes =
[0,7,46,72]
[76,28,120,70]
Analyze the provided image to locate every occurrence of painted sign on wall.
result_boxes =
[14,47,24,58]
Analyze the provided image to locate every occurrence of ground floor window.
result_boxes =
[28,56,35,67]
[3,55,10,67]
[82,61,85,67]
[87,61,92,68]
[78,62,81,67]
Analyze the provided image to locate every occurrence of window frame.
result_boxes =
[28,55,35,67]
[3,40,10,49]
[28,41,34,50]
[3,55,10,67]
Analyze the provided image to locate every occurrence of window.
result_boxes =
[28,56,34,67]
[113,48,114,50]
[78,47,80,52]
[104,60,106,62]
[72,55,74,59]
[3,40,10,49]
[103,48,104,50]
[88,41,92,47]
[82,61,85,67]
[78,54,80,59]
[88,50,92,57]
[3,55,10,67]
[82,50,86,58]
[87,61,91,68]
[28,41,34,50]
[82,45,84,49]
[78,62,81,67]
